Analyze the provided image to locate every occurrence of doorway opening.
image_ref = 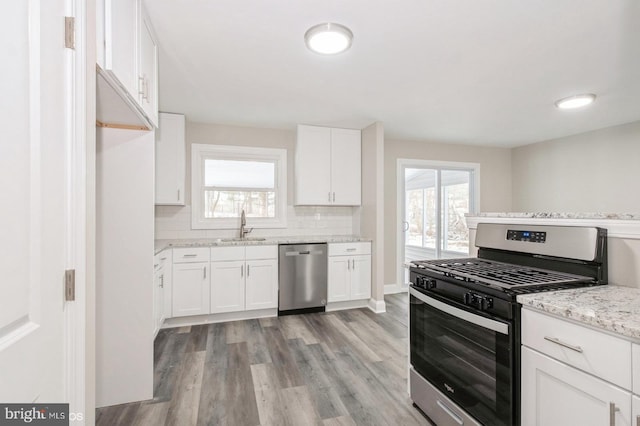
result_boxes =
[397,159,480,287]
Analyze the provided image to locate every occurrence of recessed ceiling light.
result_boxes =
[304,23,353,55]
[555,94,596,110]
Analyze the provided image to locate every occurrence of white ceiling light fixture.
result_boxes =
[555,93,596,110]
[304,23,353,55]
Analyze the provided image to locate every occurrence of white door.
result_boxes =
[328,257,350,302]
[210,261,245,313]
[245,259,278,310]
[350,255,372,300]
[0,0,73,403]
[172,263,210,317]
[521,347,631,426]
[330,128,361,205]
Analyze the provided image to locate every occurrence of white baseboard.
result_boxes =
[325,299,369,312]
[368,298,386,313]
[161,308,277,329]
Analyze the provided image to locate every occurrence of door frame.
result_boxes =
[396,159,480,288]
[64,0,92,420]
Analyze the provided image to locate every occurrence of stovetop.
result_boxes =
[412,258,592,289]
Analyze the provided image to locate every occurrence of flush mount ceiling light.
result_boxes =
[304,23,353,55]
[555,93,596,110]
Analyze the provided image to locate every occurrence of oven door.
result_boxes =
[410,287,513,426]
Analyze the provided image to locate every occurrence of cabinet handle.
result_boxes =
[138,75,145,96]
[333,192,335,202]
[241,265,243,277]
[346,248,356,252]
[543,336,583,353]
[347,259,350,270]
[247,264,250,277]
[160,275,164,288]
[160,257,167,261]
[328,192,331,202]
[610,402,620,426]
[203,267,206,279]
[177,189,180,201]
[183,254,198,258]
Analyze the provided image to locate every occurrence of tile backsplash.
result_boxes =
[155,205,360,240]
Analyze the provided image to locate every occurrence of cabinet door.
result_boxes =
[350,255,371,300]
[295,125,331,205]
[330,128,361,205]
[104,0,138,97]
[521,347,631,426]
[138,4,158,126]
[172,262,210,317]
[155,113,185,205]
[328,257,350,302]
[159,251,173,318]
[153,268,163,336]
[632,395,640,426]
[245,259,278,310]
[211,260,245,313]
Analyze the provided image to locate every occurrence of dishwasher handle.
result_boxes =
[284,250,323,256]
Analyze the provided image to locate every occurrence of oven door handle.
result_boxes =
[410,288,509,335]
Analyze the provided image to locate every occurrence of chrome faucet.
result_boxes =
[240,209,253,239]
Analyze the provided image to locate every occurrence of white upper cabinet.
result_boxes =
[138,5,159,127]
[295,124,361,206]
[155,113,186,205]
[97,0,159,129]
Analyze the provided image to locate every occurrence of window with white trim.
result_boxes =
[191,144,287,229]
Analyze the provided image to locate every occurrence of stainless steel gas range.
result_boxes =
[408,223,607,426]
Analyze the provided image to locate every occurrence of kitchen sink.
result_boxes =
[221,237,267,242]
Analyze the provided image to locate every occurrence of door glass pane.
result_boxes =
[405,168,437,262]
[441,170,470,254]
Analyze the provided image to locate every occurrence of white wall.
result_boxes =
[96,128,154,407]
[155,121,359,239]
[384,139,513,286]
[512,120,640,212]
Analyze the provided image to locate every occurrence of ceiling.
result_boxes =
[145,0,640,147]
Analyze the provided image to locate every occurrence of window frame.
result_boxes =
[191,144,287,229]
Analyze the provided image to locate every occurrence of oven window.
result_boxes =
[410,293,512,426]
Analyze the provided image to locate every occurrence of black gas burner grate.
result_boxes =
[414,258,591,289]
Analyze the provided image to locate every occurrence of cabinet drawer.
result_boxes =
[172,247,210,263]
[211,246,245,262]
[328,242,371,256]
[246,245,277,260]
[522,308,632,390]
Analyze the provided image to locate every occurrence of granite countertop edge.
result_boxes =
[155,235,372,254]
[517,285,640,341]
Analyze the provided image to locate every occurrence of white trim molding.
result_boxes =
[367,298,387,313]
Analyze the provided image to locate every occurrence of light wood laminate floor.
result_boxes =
[96,293,431,426]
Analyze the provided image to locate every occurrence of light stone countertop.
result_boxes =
[155,235,371,254]
[517,285,640,341]
[466,212,640,220]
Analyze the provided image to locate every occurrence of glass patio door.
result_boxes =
[401,161,478,284]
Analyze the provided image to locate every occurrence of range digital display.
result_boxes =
[506,229,546,243]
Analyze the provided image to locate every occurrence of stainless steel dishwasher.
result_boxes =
[278,243,327,315]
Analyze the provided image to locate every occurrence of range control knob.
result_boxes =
[463,292,493,311]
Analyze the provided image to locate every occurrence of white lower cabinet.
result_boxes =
[328,242,371,302]
[521,346,631,426]
[172,262,210,317]
[210,245,278,314]
[210,260,245,313]
[245,259,278,310]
